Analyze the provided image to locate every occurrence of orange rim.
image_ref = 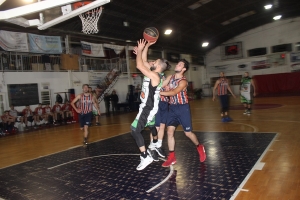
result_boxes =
[73,1,92,10]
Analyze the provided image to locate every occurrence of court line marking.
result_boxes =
[229,132,278,200]
[47,154,173,193]
[0,131,130,169]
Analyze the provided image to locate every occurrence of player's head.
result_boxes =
[82,84,89,93]
[220,71,225,78]
[25,105,30,109]
[175,59,189,74]
[244,72,249,77]
[150,59,171,72]
[55,101,59,105]
[88,86,92,93]
[38,103,42,107]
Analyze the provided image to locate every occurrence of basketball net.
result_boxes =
[79,6,102,34]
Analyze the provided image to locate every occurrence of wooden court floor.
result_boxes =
[0,96,300,200]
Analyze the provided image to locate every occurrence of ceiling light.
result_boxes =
[273,15,282,20]
[123,21,129,27]
[264,4,272,9]
[202,42,209,47]
[165,29,172,35]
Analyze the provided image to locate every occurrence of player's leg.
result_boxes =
[178,104,206,162]
[131,110,154,170]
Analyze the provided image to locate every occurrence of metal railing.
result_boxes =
[0,51,127,72]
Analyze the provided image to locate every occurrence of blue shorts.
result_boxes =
[166,104,192,132]
[155,101,169,127]
[79,112,93,127]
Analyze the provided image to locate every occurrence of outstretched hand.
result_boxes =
[137,39,147,51]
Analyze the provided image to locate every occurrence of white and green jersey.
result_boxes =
[131,73,163,129]
[241,77,252,93]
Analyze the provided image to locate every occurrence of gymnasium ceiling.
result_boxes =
[0,0,300,56]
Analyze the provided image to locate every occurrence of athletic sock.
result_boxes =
[141,151,147,158]
[157,139,162,147]
[153,138,158,143]
[84,137,87,141]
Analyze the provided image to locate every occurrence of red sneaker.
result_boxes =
[162,153,176,167]
[197,145,206,162]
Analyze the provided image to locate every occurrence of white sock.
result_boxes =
[157,139,162,148]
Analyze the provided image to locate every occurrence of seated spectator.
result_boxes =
[34,103,46,126]
[9,104,24,124]
[52,101,64,124]
[43,103,53,124]
[62,101,74,123]
[22,105,34,128]
[1,110,15,132]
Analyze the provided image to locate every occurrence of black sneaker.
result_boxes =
[154,147,166,158]
[83,140,88,146]
[147,149,159,162]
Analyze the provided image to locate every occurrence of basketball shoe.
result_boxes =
[197,145,206,162]
[162,152,176,167]
[148,141,166,158]
[137,153,153,171]
[147,149,159,162]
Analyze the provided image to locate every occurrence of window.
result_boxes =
[272,44,292,53]
[248,47,267,57]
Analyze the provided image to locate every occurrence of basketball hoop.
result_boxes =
[73,1,103,34]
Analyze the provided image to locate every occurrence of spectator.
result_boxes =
[88,87,93,93]
[110,90,119,113]
[9,104,24,125]
[43,103,53,124]
[34,103,46,126]
[104,93,111,115]
[1,110,14,132]
[52,101,64,124]
[62,101,74,123]
[22,105,34,128]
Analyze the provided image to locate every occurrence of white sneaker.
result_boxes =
[136,155,153,170]
[148,141,156,150]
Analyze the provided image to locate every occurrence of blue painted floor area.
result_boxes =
[0,131,276,200]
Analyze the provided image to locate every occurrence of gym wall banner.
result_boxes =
[0,30,29,52]
[81,41,105,57]
[28,33,62,54]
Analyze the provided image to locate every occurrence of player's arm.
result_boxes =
[141,42,156,69]
[92,96,101,115]
[251,79,256,96]
[70,94,82,113]
[227,80,236,98]
[160,80,187,96]
[212,80,220,101]
[135,39,160,86]
[162,75,172,87]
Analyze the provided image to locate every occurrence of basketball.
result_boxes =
[143,27,159,43]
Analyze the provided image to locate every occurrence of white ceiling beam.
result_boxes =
[0,0,81,20]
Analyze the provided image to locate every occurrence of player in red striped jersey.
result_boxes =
[160,59,206,167]
[71,84,101,145]
[212,72,236,122]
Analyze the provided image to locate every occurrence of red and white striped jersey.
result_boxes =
[168,75,189,105]
[217,78,228,96]
[79,93,93,114]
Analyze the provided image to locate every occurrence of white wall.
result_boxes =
[205,16,300,95]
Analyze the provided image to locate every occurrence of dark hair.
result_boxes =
[178,59,189,72]
[82,84,89,88]
[159,59,171,71]
[25,105,29,107]
[10,104,14,107]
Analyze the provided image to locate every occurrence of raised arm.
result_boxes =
[135,39,160,86]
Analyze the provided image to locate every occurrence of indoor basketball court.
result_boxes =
[1,0,300,200]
